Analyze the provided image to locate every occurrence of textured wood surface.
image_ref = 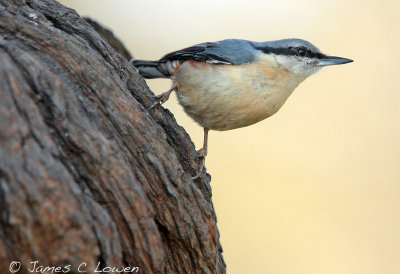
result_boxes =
[0,0,225,273]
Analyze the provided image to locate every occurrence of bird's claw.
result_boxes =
[147,83,177,111]
[196,148,207,158]
[192,164,205,180]
[192,171,202,180]
[148,93,168,110]
[192,149,207,180]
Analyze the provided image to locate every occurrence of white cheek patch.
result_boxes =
[275,55,306,74]
[275,55,320,75]
[275,55,297,69]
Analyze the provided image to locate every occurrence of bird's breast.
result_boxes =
[175,60,300,131]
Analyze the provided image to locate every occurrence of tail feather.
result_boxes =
[131,59,169,79]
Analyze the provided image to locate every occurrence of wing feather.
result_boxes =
[159,39,256,65]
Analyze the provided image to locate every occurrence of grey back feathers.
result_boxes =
[132,38,325,79]
[160,39,258,65]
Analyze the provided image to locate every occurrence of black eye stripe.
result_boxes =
[297,48,306,56]
[252,45,326,59]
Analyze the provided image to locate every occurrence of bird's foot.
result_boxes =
[192,149,207,180]
[147,83,177,110]
[196,147,207,159]
[147,91,171,110]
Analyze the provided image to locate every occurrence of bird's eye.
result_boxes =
[297,48,306,57]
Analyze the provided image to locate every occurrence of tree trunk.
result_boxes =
[0,0,225,273]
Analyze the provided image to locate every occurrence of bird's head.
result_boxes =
[253,38,353,77]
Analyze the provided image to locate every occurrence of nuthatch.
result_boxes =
[132,38,353,179]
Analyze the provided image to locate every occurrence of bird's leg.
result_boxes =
[192,128,209,180]
[148,82,178,110]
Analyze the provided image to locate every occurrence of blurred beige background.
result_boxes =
[60,1,400,273]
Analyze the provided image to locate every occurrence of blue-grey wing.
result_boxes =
[159,39,257,65]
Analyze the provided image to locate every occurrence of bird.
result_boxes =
[132,38,353,179]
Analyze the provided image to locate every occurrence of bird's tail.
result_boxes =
[131,59,170,79]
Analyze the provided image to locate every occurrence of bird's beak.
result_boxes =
[317,56,353,66]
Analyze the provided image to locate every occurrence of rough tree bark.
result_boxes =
[0,0,225,273]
